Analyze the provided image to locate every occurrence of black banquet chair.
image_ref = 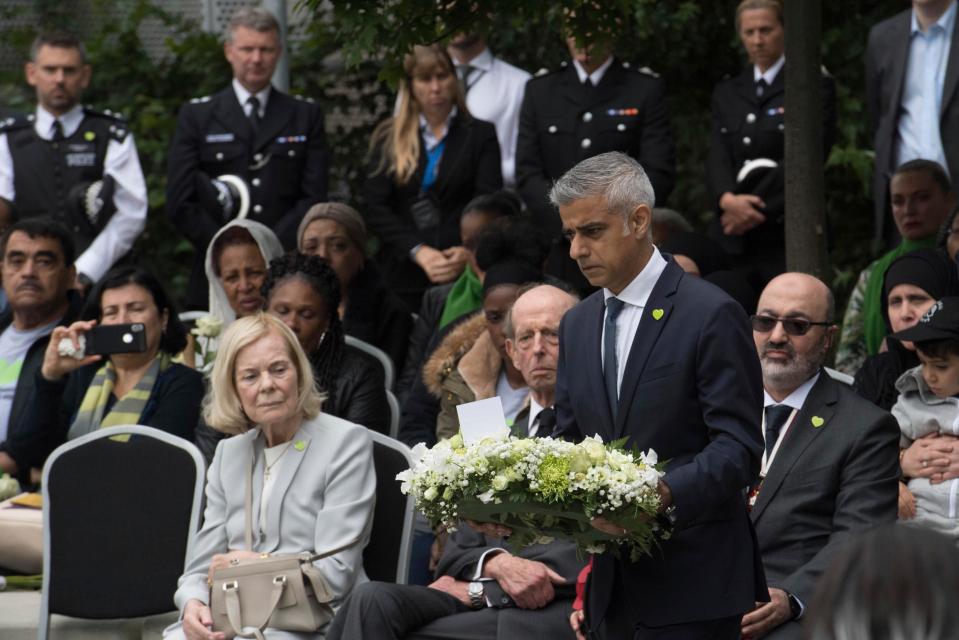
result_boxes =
[39,425,205,640]
[363,431,415,584]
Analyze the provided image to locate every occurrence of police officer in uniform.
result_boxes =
[166,7,329,308]
[706,0,836,290]
[516,35,675,292]
[0,33,147,291]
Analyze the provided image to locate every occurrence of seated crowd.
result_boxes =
[4,0,959,638]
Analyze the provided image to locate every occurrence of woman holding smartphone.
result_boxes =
[4,266,204,473]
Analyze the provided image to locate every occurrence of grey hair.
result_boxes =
[652,207,693,233]
[549,152,656,226]
[30,32,87,64]
[225,7,280,42]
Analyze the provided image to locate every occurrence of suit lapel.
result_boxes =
[262,427,311,551]
[942,16,959,116]
[584,294,616,439]
[254,90,294,151]
[592,60,625,107]
[433,116,466,197]
[212,88,252,145]
[750,374,838,522]
[614,261,682,438]
[887,13,912,123]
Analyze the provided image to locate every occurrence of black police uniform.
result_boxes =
[705,65,836,287]
[516,59,676,292]
[0,107,127,255]
[166,86,329,308]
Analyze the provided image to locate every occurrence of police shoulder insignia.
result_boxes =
[637,66,660,78]
[0,114,30,133]
[189,95,212,104]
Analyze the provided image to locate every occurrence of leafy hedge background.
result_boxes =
[0,0,902,310]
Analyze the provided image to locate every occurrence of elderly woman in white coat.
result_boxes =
[165,313,375,640]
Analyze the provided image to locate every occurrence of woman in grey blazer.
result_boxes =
[165,313,375,640]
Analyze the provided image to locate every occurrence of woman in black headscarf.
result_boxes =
[854,248,959,411]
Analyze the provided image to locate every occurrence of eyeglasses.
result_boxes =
[750,315,831,336]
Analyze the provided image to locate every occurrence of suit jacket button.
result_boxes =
[216,152,224,160]
[746,113,756,124]
[254,153,264,162]
[548,125,557,134]
[617,123,626,132]
[501,597,509,604]
[743,136,752,146]
[582,112,593,123]
[253,204,263,213]
[252,178,261,187]
[581,138,591,149]
[778,123,785,131]
[288,150,296,157]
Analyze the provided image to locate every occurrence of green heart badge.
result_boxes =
[651,308,665,320]
[811,416,825,428]
[293,440,306,451]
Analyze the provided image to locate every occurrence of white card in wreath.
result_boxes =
[457,397,509,445]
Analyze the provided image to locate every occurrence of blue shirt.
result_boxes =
[896,1,957,173]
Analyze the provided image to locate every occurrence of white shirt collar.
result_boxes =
[461,47,494,72]
[911,1,957,35]
[528,396,545,430]
[573,56,614,86]
[232,78,271,116]
[603,247,669,309]
[753,55,785,85]
[418,105,458,148]
[35,103,84,140]
[763,371,821,411]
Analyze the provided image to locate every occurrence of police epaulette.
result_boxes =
[83,105,127,122]
[0,113,31,133]
[189,95,212,105]
[636,65,660,78]
[294,95,316,104]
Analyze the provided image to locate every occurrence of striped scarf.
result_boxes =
[67,353,172,441]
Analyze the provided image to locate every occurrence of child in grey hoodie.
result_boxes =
[892,298,959,540]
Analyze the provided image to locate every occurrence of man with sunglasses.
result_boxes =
[744,272,900,640]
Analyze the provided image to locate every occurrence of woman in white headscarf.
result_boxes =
[205,219,284,327]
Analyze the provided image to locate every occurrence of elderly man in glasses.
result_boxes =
[743,272,900,640]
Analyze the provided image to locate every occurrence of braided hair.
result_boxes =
[262,252,345,394]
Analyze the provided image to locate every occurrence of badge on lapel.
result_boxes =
[811,416,825,428]
[293,440,306,451]
[651,308,665,321]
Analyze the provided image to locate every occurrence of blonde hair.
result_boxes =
[368,44,468,185]
[203,312,324,435]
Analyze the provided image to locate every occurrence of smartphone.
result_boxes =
[85,323,148,356]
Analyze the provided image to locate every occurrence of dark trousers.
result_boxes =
[327,581,498,640]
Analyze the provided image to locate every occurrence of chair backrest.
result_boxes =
[386,390,400,440]
[345,335,395,390]
[363,432,414,584]
[825,366,854,387]
[39,426,205,636]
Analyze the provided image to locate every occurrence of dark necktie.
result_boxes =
[247,96,261,133]
[764,404,792,460]
[583,76,594,89]
[756,78,767,98]
[535,407,556,437]
[51,119,64,142]
[457,64,474,94]
[604,297,626,419]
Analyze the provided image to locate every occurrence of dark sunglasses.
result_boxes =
[750,315,831,336]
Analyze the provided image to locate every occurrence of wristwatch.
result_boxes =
[468,581,486,609]
[786,592,802,620]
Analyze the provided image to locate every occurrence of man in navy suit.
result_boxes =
[550,151,766,639]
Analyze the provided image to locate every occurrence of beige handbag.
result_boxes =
[209,453,357,639]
